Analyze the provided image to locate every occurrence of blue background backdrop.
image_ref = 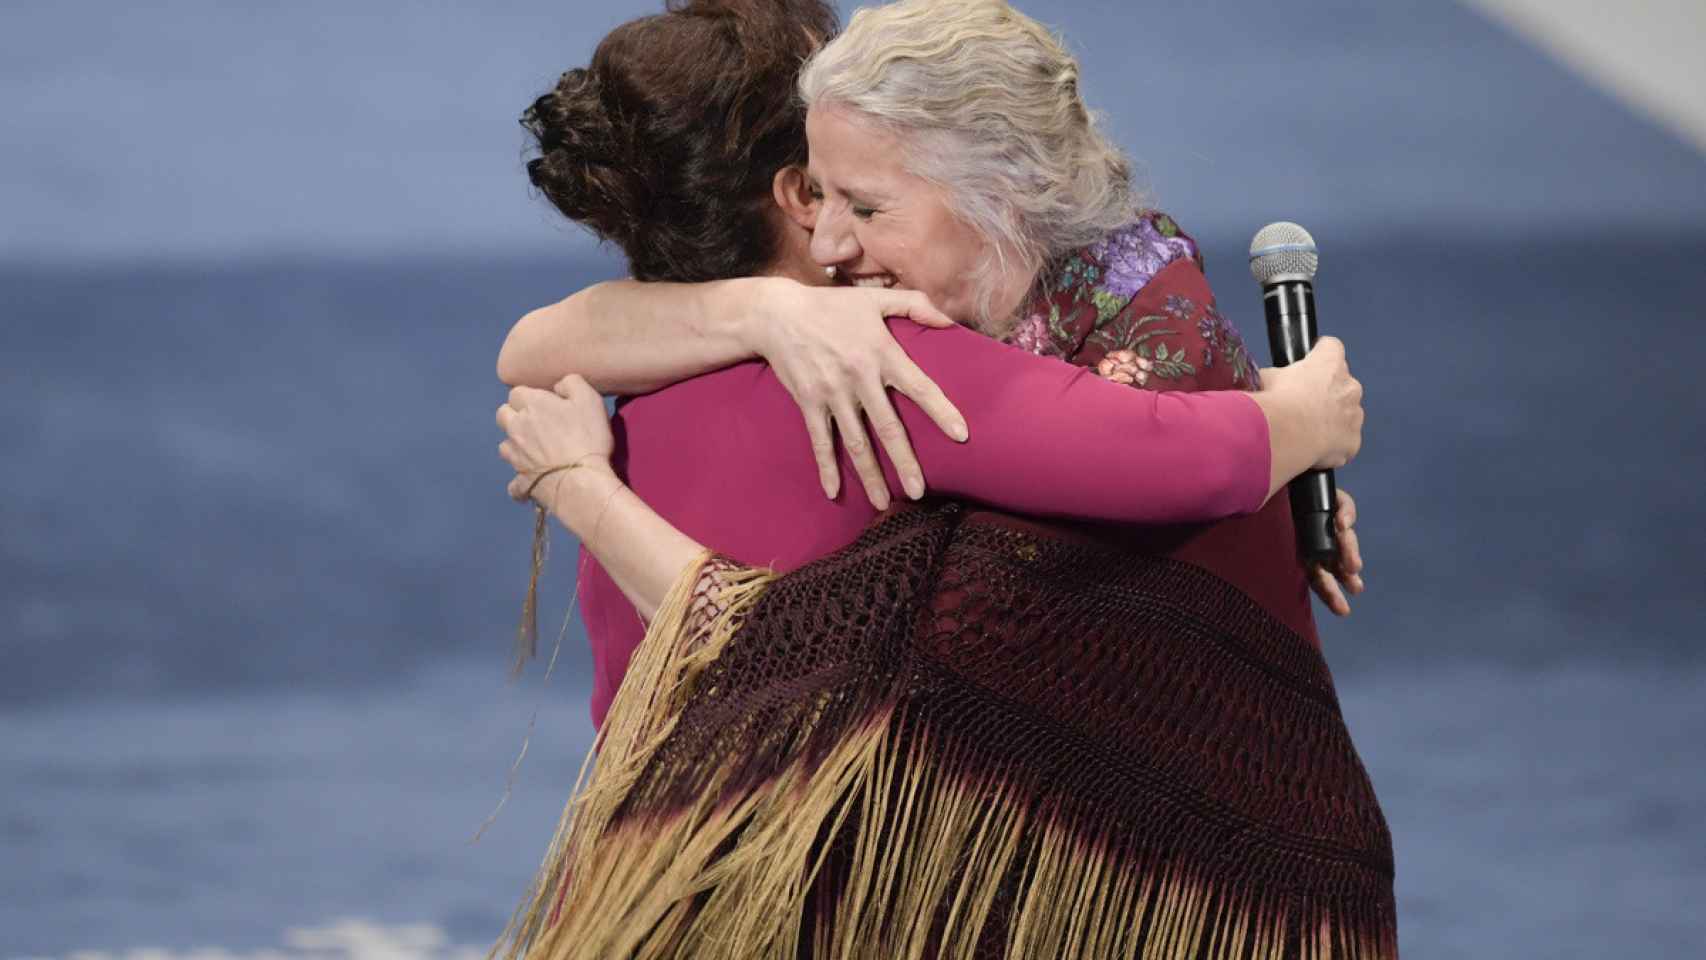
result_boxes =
[3,1,1703,956]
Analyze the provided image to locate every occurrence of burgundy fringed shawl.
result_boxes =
[500,216,1396,959]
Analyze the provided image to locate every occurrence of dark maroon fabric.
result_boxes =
[1017,213,1318,644]
[614,502,1396,956]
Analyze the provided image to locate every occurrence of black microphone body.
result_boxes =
[1261,278,1339,565]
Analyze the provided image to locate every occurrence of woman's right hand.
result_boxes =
[496,376,616,508]
[1260,336,1364,471]
[741,278,970,511]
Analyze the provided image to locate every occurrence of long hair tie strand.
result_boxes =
[514,456,602,677]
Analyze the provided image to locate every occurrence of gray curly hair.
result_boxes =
[798,0,1140,332]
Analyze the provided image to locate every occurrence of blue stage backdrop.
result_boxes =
[2,1,1703,957]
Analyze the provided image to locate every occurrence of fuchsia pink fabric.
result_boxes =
[575,317,1272,728]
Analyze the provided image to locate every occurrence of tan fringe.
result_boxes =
[490,550,777,960]
[494,555,1395,960]
[513,504,551,678]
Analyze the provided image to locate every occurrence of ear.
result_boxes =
[772,165,818,232]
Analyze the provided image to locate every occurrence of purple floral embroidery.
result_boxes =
[1052,255,1100,297]
[1194,302,1261,388]
[1008,212,1216,373]
[1009,310,1056,357]
[1088,215,1200,300]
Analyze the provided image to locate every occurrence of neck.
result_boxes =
[763,202,829,287]
[765,257,825,287]
[981,261,1045,339]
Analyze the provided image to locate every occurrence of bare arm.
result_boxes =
[497,378,701,621]
[1246,337,1364,503]
[497,277,966,510]
[543,464,701,623]
[497,279,758,395]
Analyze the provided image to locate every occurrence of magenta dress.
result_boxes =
[575,315,1272,728]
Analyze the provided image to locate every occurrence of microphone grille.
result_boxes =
[1249,221,1319,284]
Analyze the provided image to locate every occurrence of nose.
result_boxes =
[810,200,861,268]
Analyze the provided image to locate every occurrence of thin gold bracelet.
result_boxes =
[522,454,605,502]
[514,453,604,674]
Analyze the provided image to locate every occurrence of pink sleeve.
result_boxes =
[868,319,1271,524]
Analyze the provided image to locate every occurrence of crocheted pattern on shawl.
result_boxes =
[503,505,1395,959]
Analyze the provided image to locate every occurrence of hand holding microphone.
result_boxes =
[1275,336,1364,470]
[1249,222,1360,565]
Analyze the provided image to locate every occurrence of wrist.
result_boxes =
[1250,380,1315,499]
[715,276,779,360]
[541,458,620,539]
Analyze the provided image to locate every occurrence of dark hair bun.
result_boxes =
[522,68,646,253]
[522,0,838,281]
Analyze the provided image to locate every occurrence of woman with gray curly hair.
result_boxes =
[496,1,1395,957]
[795,0,1138,333]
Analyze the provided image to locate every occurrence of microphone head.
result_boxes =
[1249,222,1319,285]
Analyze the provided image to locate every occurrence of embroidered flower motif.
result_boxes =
[1198,315,1220,370]
[1096,349,1151,387]
[1053,253,1098,297]
[1193,303,1261,388]
[1011,211,1217,377]
[1089,215,1200,300]
[1009,310,1055,356]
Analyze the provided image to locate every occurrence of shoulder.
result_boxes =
[890,315,1069,372]
[1083,211,1204,298]
[1008,211,1205,359]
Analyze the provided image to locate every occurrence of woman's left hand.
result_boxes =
[1308,488,1364,616]
[496,375,614,507]
[1096,349,1152,386]
[1095,350,1363,614]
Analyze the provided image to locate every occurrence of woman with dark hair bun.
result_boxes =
[521,0,838,283]
[493,1,1390,956]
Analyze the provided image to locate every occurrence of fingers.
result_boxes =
[1308,562,1351,617]
[831,397,890,511]
[507,474,530,502]
[888,291,955,329]
[803,406,840,500]
[1334,489,1363,581]
[554,373,598,401]
[888,354,967,443]
[1337,527,1364,587]
[496,403,516,431]
[508,384,543,409]
[1096,350,1151,386]
[860,381,924,501]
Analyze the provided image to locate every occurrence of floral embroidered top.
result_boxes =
[1010,212,1261,391]
[1007,210,1320,654]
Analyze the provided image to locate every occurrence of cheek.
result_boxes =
[945,221,989,275]
[859,224,910,272]
[916,226,983,293]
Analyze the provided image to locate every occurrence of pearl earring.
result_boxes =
[825,266,838,280]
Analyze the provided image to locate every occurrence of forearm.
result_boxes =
[546,466,704,622]
[1248,388,1318,505]
[882,322,1273,523]
[496,278,764,392]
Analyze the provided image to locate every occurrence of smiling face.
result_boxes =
[803,104,1031,330]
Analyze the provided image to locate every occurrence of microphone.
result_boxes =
[1249,222,1338,565]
